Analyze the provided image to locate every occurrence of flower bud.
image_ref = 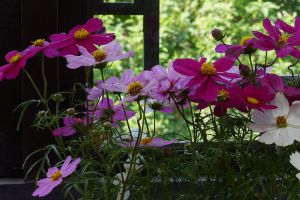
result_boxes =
[239,64,251,77]
[66,108,75,116]
[211,29,225,41]
[52,93,64,102]
[103,122,112,129]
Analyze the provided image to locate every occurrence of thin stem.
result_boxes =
[118,94,133,140]
[153,110,156,137]
[40,55,47,99]
[23,68,44,100]
[220,39,242,65]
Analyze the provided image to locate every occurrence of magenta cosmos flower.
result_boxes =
[215,36,256,61]
[252,18,300,58]
[92,98,135,125]
[102,69,150,103]
[275,17,300,34]
[231,84,276,112]
[53,116,85,137]
[144,64,191,101]
[119,137,176,148]
[66,40,134,69]
[173,57,239,102]
[32,156,81,197]
[260,73,300,103]
[49,18,115,56]
[0,50,36,81]
[25,38,59,58]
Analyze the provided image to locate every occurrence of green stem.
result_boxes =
[40,55,47,99]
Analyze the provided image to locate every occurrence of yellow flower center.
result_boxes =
[51,170,62,181]
[141,137,152,145]
[9,53,22,64]
[276,115,287,128]
[240,36,252,46]
[217,89,229,101]
[278,33,289,45]
[74,28,90,40]
[200,62,217,76]
[32,38,45,47]
[92,49,107,62]
[127,81,143,96]
[247,97,260,104]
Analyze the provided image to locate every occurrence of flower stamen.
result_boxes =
[127,81,143,96]
[201,62,216,76]
[240,36,252,46]
[276,115,287,128]
[141,137,152,145]
[74,28,90,40]
[217,89,229,102]
[92,49,107,62]
[247,97,260,104]
[51,170,62,181]
[32,39,45,47]
[278,33,289,46]
[9,53,22,65]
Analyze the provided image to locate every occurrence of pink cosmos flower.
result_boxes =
[53,117,85,137]
[275,17,300,34]
[49,18,115,56]
[92,98,135,125]
[231,84,276,112]
[0,50,36,81]
[119,137,176,148]
[66,40,134,69]
[102,69,150,103]
[87,81,103,101]
[260,73,300,103]
[32,156,81,197]
[24,38,59,58]
[215,36,256,61]
[144,64,191,101]
[252,18,300,58]
[173,57,239,102]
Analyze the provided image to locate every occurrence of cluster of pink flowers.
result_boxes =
[2,16,300,197]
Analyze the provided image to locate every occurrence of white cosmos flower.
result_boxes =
[290,151,300,180]
[248,92,300,147]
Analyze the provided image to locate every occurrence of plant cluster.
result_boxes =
[1,17,300,199]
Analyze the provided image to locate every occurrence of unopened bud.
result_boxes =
[103,122,112,129]
[66,108,75,116]
[211,29,225,41]
[52,93,64,102]
[239,64,251,77]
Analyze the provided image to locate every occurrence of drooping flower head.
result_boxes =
[32,156,81,197]
[252,18,300,58]
[66,40,134,69]
[173,57,239,102]
[92,98,135,125]
[49,18,115,56]
[249,93,300,146]
[53,116,85,137]
[215,36,256,61]
[25,38,60,58]
[0,50,36,81]
[87,80,103,101]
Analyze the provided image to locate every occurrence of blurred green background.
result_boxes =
[95,0,300,138]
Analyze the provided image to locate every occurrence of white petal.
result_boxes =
[275,128,294,146]
[249,110,276,132]
[290,152,300,170]
[271,92,289,117]
[258,129,279,144]
[288,126,300,142]
[287,101,300,126]
[296,173,300,181]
